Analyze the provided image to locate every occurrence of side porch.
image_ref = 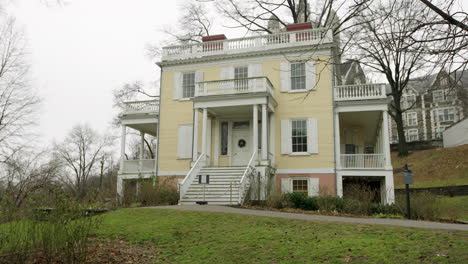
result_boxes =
[334,101,394,204]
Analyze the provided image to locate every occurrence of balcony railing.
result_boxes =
[122,99,160,115]
[340,154,385,169]
[334,84,387,101]
[195,77,274,97]
[122,159,156,174]
[162,28,333,61]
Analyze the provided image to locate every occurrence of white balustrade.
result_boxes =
[195,77,274,97]
[162,28,332,61]
[122,159,156,173]
[340,154,385,169]
[334,84,386,101]
[123,99,160,115]
[179,153,206,202]
[238,151,257,204]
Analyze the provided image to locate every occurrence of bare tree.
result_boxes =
[0,18,41,161]
[53,124,113,198]
[0,150,60,209]
[215,0,371,35]
[348,0,445,156]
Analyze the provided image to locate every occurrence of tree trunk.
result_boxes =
[394,112,409,156]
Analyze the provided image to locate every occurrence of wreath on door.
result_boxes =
[238,139,246,148]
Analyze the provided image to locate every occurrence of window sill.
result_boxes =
[176,98,192,102]
[287,89,309,93]
[289,152,310,156]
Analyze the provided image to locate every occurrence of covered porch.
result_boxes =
[192,101,276,168]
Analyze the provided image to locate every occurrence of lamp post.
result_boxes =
[403,164,413,219]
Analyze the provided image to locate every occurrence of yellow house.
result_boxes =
[116,23,395,205]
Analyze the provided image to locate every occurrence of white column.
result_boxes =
[213,120,220,166]
[253,105,258,159]
[116,176,123,202]
[336,173,343,198]
[192,108,199,162]
[140,132,145,160]
[334,112,341,169]
[383,173,395,204]
[120,125,126,172]
[261,104,268,161]
[202,108,208,155]
[382,110,392,169]
[269,112,276,167]
[139,132,145,171]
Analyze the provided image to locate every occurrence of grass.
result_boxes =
[439,196,468,221]
[392,144,468,188]
[94,208,468,263]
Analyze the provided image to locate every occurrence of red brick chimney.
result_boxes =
[286,22,313,32]
[202,34,227,42]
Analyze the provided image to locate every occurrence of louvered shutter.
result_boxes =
[177,124,193,159]
[281,178,291,193]
[280,62,290,92]
[306,61,317,90]
[248,64,263,77]
[307,178,319,196]
[173,72,182,100]
[281,120,292,154]
[307,118,318,154]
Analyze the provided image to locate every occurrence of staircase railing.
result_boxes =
[179,153,206,203]
[238,151,257,204]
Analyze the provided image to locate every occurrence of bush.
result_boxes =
[395,191,441,220]
[342,199,372,216]
[316,196,344,212]
[284,192,318,211]
[266,194,290,209]
[134,178,179,206]
[370,203,399,215]
[0,197,101,264]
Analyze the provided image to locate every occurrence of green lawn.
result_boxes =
[439,196,468,221]
[94,208,468,263]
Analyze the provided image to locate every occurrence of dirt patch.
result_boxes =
[85,238,156,264]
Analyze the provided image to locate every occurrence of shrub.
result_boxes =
[135,178,179,206]
[0,197,101,264]
[266,194,290,209]
[285,192,318,211]
[370,203,399,215]
[342,199,372,216]
[316,196,344,212]
[395,191,441,220]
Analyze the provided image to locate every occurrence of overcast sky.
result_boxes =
[7,0,185,145]
[4,0,468,147]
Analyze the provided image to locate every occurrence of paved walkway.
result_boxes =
[150,205,468,231]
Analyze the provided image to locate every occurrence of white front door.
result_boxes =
[232,122,251,166]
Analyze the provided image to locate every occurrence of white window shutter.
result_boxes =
[307,178,319,197]
[281,120,292,154]
[280,62,290,92]
[177,124,193,159]
[221,66,234,80]
[195,71,204,96]
[248,64,263,77]
[307,118,318,154]
[173,72,182,100]
[306,61,316,90]
[281,178,291,193]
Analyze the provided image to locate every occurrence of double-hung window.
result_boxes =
[434,127,446,139]
[234,66,248,91]
[403,95,416,109]
[405,129,419,142]
[290,62,306,90]
[292,179,308,194]
[406,112,418,126]
[182,72,195,98]
[291,119,308,153]
[432,90,444,103]
[437,108,457,122]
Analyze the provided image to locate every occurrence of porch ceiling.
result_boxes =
[340,111,381,142]
[126,123,157,136]
[208,105,258,117]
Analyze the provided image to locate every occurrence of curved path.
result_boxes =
[149,205,468,231]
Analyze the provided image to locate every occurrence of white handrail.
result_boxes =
[334,83,386,101]
[162,28,333,61]
[340,154,385,169]
[238,150,257,204]
[179,153,206,202]
[195,76,274,97]
[122,99,160,114]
